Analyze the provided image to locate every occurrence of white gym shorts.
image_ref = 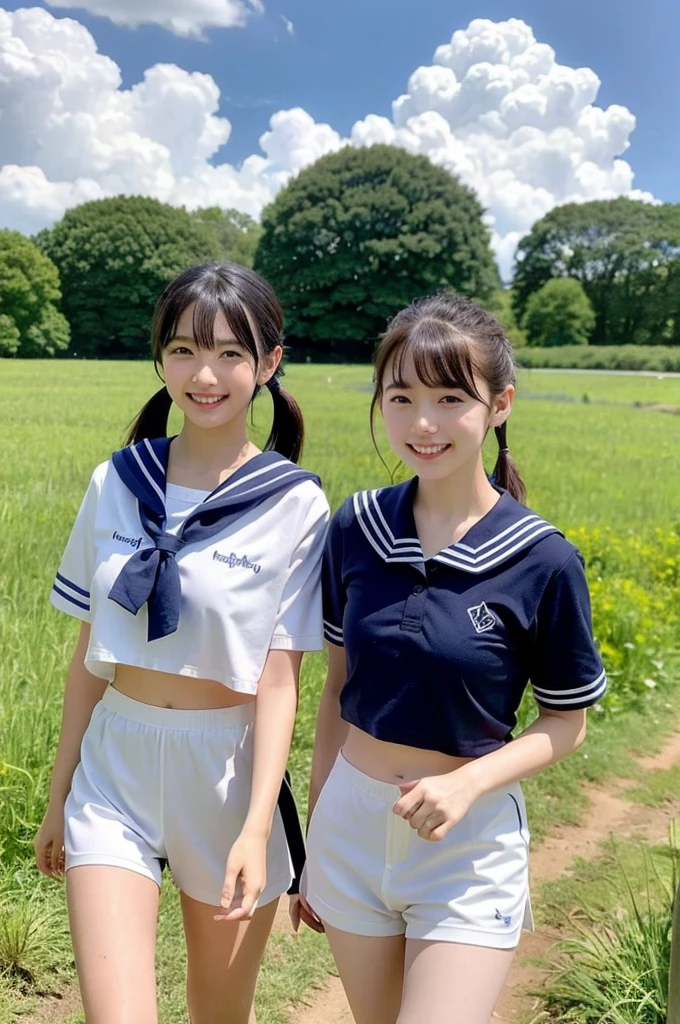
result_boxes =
[305,752,533,948]
[64,686,294,907]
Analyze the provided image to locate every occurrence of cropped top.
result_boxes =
[51,440,330,692]
[322,478,606,757]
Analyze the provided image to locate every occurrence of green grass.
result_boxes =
[534,833,678,1023]
[1,362,679,1021]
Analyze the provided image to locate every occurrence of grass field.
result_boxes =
[0,363,679,1021]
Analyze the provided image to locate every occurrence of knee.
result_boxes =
[187,990,255,1024]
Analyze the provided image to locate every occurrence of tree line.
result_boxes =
[1,144,679,360]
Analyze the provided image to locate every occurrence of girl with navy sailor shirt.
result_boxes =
[295,294,606,1024]
[34,263,329,1024]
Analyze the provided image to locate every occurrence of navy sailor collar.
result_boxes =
[352,477,562,574]
[113,436,315,516]
[108,436,321,641]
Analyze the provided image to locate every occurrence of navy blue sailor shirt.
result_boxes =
[322,478,607,758]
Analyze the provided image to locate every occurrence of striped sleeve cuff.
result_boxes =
[323,619,344,646]
[532,668,607,710]
[51,572,91,619]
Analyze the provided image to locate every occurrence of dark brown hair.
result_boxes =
[370,293,526,502]
[126,262,304,463]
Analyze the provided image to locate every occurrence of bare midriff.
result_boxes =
[112,664,255,710]
[342,723,474,784]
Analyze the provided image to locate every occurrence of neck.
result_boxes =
[171,419,257,478]
[414,457,499,525]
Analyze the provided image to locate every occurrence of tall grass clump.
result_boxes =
[540,827,679,1023]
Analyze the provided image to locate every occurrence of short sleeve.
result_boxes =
[530,550,607,711]
[270,488,330,652]
[321,503,348,647]
[50,467,102,622]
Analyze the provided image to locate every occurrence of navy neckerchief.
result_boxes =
[108,437,321,642]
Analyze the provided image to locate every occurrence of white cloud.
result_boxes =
[0,10,655,277]
[280,14,294,36]
[43,0,263,37]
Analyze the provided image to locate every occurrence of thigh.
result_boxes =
[181,890,278,1024]
[67,865,160,1024]
[398,939,516,1024]
[324,923,405,1024]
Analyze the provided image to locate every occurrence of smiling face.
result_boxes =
[375,319,514,485]
[161,303,281,432]
[381,352,512,481]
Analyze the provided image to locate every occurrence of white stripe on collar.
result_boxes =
[352,488,560,573]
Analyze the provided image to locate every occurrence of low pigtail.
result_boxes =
[492,422,526,504]
[125,385,173,446]
[264,374,305,464]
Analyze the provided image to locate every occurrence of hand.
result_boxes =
[392,772,477,842]
[215,833,267,922]
[34,803,66,878]
[290,893,325,933]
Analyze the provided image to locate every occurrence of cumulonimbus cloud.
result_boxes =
[0,9,654,276]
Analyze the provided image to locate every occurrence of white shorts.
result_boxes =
[65,686,294,907]
[305,753,532,948]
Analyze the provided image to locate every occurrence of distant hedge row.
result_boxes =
[513,346,680,373]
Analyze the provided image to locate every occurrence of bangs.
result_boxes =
[156,278,259,363]
[384,319,484,403]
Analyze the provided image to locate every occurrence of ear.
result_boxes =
[489,384,514,427]
[258,344,283,387]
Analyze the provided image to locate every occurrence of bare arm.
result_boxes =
[463,706,587,798]
[48,623,108,805]
[308,644,349,822]
[394,707,587,840]
[244,648,302,839]
[35,622,107,876]
[218,647,301,920]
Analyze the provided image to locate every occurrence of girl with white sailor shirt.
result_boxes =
[295,295,606,1024]
[34,263,329,1024]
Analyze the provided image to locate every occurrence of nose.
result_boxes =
[193,362,218,386]
[413,410,438,434]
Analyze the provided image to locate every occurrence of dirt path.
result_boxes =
[291,733,680,1024]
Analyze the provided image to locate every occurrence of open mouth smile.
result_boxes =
[407,443,451,460]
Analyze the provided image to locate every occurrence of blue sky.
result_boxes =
[19,0,677,200]
[1,0,676,274]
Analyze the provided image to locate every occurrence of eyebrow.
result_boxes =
[384,381,410,392]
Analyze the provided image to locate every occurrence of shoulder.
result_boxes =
[333,481,408,527]
[288,477,330,521]
[512,496,584,576]
[85,458,114,497]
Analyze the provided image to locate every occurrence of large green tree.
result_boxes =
[254,145,500,357]
[524,278,595,347]
[191,207,262,268]
[512,199,680,346]
[0,230,70,357]
[36,197,219,359]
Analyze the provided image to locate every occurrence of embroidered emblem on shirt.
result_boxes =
[467,601,496,634]
[112,531,143,550]
[495,909,512,927]
[213,551,261,574]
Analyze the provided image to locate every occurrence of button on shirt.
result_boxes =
[322,478,606,758]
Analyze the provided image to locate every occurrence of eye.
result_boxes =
[389,395,411,404]
[169,345,193,355]
[440,394,463,404]
[220,349,243,359]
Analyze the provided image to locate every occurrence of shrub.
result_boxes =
[524,278,595,347]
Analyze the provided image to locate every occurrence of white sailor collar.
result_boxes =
[352,477,562,574]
